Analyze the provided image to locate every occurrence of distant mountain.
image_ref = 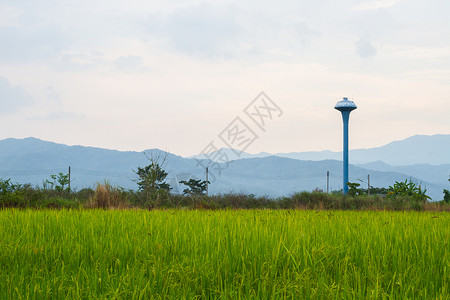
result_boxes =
[275,150,341,162]
[357,161,450,186]
[0,137,199,189]
[190,134,450,166]
[0,137,448,201]
[214,157,446,200]
[277,134,450,166]
[190,148,272,162]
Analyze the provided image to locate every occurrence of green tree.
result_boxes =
[134,152,171,207]
[0,179,19,195]
[346,182,361,197]
[342,183,389,196]
[368,186,389,195]
[46,172,70,193]
[443,176,450,204]
[135,164,170,192]
[179,179,210,196]
[443,189,450,204]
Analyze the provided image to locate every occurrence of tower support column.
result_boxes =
[334,97,357,195]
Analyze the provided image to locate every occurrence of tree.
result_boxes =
[135,164,170,192]
[0,179,21,195]
[346,182,361,196]
[443,189,450,204]
[443,176,450,204]
[46,172,70,193]
[179,179,209,196]
[368,187,389,195]
[133,151,171,207]
[346,182,388,196]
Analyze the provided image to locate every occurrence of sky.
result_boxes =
[0,0,449,157]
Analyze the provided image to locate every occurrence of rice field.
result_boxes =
[0,209,448,299]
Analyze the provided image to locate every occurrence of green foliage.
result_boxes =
[133,152,171,208]
[45,172,70,193]
[387,179,431,202]
[0,178,21,195]
[346,182,388,197]
[444,176,450,203]
[443,189,450,204]
[346,182,362,196]
[368,186,389,195]
[179,179,209,195]
[0,175,446,211]
[0,179,22,207]
[1,182,447,211]
[0,177,89,208]
[135,165,170,192]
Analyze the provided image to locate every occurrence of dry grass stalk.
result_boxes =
[87,182,129,209]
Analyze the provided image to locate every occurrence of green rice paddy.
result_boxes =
[0,209,448,299]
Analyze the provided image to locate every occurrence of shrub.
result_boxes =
[87,183,129,209]
[179,179,209,196]
[386,179,430,205]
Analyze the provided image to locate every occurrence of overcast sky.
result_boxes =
[0,0,449,156]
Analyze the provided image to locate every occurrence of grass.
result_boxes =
[86,182,129,209]
[0,209,448,299]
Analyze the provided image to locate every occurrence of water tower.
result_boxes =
[335,97,357,194]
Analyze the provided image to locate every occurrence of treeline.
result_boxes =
[1,152,449,211]
[1,179,449,211]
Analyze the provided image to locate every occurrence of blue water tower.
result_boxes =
[335,97,357,195]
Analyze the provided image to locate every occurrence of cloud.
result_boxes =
[353,0,401,11]
[387,46,450,61]
[45,86,62,105]
[355,38,377,58]
[0,24,69,62]
[48,52,105,72]
[0,76,32,114]
[147,3,321,61]
[292,22,320,46]
[0,5,21,27]
[31,110,86,120]
[45,111,85,120]
[113,55,145,71]
[162,4,240,58]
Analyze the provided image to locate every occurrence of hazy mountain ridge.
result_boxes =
[197,134,450,166]
[199,134,450,166]
[0,136,448,200]
[190,148,273,162]
[281,134,450,165]
[357,161,450,185]
[185,156,445,200]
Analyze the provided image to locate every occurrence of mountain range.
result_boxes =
[192,134,450,166]
[0,135,448,201]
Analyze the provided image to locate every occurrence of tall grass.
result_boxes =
[0,209,448,298]
[86,182,129,209]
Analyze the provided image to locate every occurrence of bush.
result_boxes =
[1,176,448,212]
[386,179,430,203]
[86,183,129,209]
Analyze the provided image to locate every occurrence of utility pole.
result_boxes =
[206,167,209,196]
[68,166,71,191]
[327,171,330,194]
[367,174,370,196]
